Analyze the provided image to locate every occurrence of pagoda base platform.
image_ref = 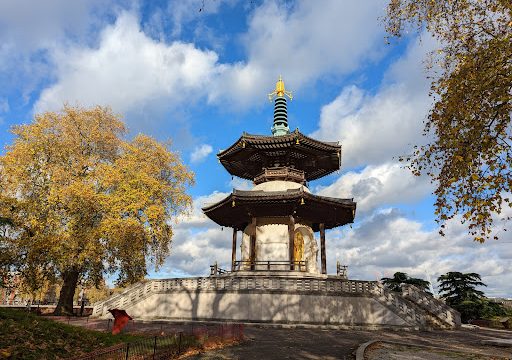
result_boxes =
[92,275,460,330]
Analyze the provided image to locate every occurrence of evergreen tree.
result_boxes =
[437,272,487,322]
[438,272,486,304]
[381,272,431,293]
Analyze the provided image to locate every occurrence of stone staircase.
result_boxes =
[92,280,154,318]
[370,282,460,329]
[401,284,461,329]
[370,282,428,329]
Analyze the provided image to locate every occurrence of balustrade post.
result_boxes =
[231,228,237,272]
[250,217,256,270]
[320,223,326,274]
[288,215,295,270]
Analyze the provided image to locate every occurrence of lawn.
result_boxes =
[0,307,145,359]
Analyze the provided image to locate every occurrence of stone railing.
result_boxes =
[370,282,427,328]
[253,167,305,184]
[232,260,307,272]
[93,276,378,317]
[401,284,461,329]
[154,276,377,293]
[92,281,154,317]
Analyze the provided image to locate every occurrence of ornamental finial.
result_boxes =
[268,75,293,101]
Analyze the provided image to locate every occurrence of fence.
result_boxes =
[72,323,244,360]
[0,302,93,316]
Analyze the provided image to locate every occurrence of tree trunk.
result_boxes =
[54,269,80,316]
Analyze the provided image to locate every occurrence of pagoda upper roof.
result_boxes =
[217,130,341,181]
[202,188,355,232]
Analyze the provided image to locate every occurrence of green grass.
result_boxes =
[0,308,146,359]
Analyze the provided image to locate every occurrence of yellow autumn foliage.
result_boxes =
[386,0,512,242]
[0,105,193,313]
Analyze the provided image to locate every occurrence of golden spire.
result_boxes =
[268,75,293,101]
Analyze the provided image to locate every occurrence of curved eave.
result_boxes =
[202,189,356,232]
[217,130,340,158]
[216,130,342,181]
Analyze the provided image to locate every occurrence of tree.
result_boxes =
[438,272,486,303]
[83,279,112,304]
[0,105,194,315]
[479,300,508,319]
[0,216,15,288]
[385,1,512,242]
[381,271,431,292]
[437,271,487,322]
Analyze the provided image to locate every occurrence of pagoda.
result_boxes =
[92,78,461,331]
[203,77,356,276]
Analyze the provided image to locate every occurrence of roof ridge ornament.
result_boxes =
[268,75,293,101]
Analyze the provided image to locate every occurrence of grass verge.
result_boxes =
[0,307,145,359]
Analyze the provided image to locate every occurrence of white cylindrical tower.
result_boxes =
[240,180,319,274]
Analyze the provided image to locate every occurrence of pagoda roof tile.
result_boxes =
[202,187,356,232]
[217,130,342,181]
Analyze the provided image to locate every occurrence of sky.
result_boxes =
[0,0,510,297]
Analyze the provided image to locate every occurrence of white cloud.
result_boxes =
[0,0,108,52]
[164,190,234,275]
[327,210,512,297]
[190,144,213,163]
[246,0,384,79]
[34,1,388,116]
[165,227,233,276]
[0,0,114,102]
[208,0,387,108]
[311,35,437,169]
[317,162,432,214]
[228,177,253,191]
[175,191,229,230]
[35,12,221,115]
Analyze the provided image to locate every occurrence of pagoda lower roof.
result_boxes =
[202,188,356,232]
[217,130,341,181]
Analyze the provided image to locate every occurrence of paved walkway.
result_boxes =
[49,317,512,359]
[187,326,512,360]
[364,342,508,360]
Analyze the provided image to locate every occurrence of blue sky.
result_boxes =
[1,0,510,297]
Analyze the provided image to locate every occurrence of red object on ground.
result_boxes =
[108,308,133,335]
